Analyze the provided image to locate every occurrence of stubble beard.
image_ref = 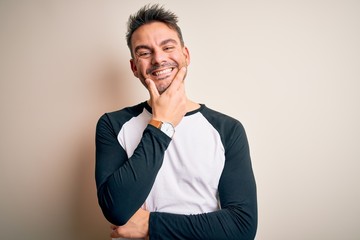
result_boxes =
[140,60,188,95]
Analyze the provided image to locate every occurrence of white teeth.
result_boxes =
[154,68,172,76]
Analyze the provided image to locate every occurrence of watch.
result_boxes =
[149,119,175,138]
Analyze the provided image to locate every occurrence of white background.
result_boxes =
[1,1,359,239]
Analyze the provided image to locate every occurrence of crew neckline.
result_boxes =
[143,101,204,116]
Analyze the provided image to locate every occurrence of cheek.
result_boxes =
[132,61,147,79]
[175,52,189,65]
[135,62,148,74]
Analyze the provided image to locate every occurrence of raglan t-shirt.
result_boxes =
[95,101,257,240]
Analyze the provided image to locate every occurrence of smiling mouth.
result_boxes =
[152,67,175,77]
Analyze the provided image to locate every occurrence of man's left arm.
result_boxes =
[148,122,257,239]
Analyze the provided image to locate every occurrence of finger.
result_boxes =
[110,229,118,238]
[174,66,187,86]
[145,78,160,98]
[110,224,117,230]
[110,226,121,238]
[167,67,186,91]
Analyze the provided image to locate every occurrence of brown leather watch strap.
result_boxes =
[149,119,162,128]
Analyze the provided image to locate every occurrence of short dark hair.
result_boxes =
[126,4,184,55]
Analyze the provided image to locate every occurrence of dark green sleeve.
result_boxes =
[149,121,257,240]
[95,113,171,226]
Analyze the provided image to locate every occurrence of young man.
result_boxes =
[95,4,257,239]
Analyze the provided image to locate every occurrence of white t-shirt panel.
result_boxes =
[117,109,225,215]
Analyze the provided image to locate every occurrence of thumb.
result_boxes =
[145,78,160,98]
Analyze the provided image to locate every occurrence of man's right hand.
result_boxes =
[146,67,188,127]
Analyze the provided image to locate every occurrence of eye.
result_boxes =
[163,46,175,52]
[136,51,152,59]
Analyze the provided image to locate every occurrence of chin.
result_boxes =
[155,77,173,93]
[157,84,170,94]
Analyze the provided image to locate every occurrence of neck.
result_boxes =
[184,99,201,112]
[147,98,200,113]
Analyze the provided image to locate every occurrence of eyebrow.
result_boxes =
[134,38,179,53]
[134,44,150,53]
[160,38,178,46]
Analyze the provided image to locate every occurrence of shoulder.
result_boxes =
[200,105,244,129]
[97,102,146,133]
[199,105,247,148]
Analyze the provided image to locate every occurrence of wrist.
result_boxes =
[149,119,175,138]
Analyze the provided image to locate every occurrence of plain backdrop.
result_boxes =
[1,1,359,239]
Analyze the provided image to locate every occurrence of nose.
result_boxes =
[151,49,166,65]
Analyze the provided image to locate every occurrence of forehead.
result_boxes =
[131,22,180,50]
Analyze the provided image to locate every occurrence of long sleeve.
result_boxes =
[148,118,257,239]
[95,104,257,239]
[95,112,171,226]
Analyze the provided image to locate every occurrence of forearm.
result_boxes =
[149,205,257,240]
[147,120,258,239]
[96,124,171,225]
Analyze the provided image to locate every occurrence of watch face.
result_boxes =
[161,122,175,138]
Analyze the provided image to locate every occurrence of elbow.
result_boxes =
[246,219,258,240]
[229,204,258,239]
[240,203,258,239]
[97,188,132,226]
[99,198,132,226]
[103,209,130,226]
[243,209,258,239]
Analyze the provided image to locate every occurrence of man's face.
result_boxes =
[130,22,190,94]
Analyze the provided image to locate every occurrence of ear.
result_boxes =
[183,46,191,66]
[130,59,139,78]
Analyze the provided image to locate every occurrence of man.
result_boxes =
[95,4,257,239]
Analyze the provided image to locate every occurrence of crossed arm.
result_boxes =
[95,67,257,239]
[96,118,257,239]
